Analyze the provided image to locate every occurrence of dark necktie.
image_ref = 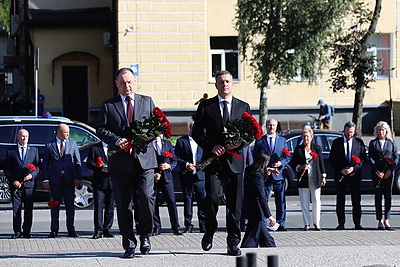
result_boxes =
[346,139,351,163]
[126,96,134,124]
[60,141,64,157]
[269,137,274,152]
[21,147,25,162]
[222,101,229,125]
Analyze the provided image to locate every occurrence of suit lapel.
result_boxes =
[210,97,224,126]
[230,97,242,121]
[113,95,128,126]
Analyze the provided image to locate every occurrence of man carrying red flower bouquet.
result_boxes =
[253,118,291,231]
[151,135,182,236]
[329,121,366,230]
[4,129,40,239]
[192,70,251,256]
[97,68,158,258]
[86,141,115,239]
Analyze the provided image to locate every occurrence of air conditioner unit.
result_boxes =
[103,32,111,46]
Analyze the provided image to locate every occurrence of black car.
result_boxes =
[0,116,100,208]
[280,129,400,194]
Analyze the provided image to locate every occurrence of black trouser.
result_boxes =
[204,167,242,246]
[336,176,362,226]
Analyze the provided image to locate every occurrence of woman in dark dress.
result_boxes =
[369,121,398,230]
[290,129,326,231]
[241,150,276,248]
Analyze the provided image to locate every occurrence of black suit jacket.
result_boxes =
[97,94,158,172]
[155,139,177,183]
[369,138,399,178]
[174,135,205,181]
[4,145,40,189]
[86,142,113,190]
[192,95,251,173]
[329,136,366,180]
[290,144,326,188]
[243,171,273,221]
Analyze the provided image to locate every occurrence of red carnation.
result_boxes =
[339,155,362,182]
[162,151,173,158]
[385,157,395,165]
[282,148,291,157]
[376,157,397,188]
[48,201,60,208]
[352,155,361,164]
[242,112,263,140]
[298,152,319,182]
[95,157,103,168]
[26,164,36,171]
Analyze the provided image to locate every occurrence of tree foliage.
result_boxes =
[329,0,382,135]
[0,0,10,31]
[236,0,351,125]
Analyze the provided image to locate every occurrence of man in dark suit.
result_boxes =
[329,121,366,230]
[174,121,206,233]
[192,70,251,256]
[152,136,182,236]
[97,67,158,258]
[86,141,115,239]
[4,129,40,239]
[253,118,291,231]
[42,124,82,238]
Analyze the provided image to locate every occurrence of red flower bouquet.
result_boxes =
[222,112,263,146]
[298,152,318,182]
[376,157,396,189]
[108,107,172,156]
[338,155,361,182]
[14,164,37,194]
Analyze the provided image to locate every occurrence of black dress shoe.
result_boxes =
[140,236,151,255]
[68,231,79,238]
[123,248,135,258]
[173,228,183,235]
[336,225,345,230]
[92,233,102,239]
[23,233,32,238]
[48,231,58,238]
[152,229,161,236]
[11,232,22,239]
[277,225,288,231]
[201,233,213,251]
[183,225,193,233]
[355,225,363,230]
[103,232,114,238]
[227,244,241,256]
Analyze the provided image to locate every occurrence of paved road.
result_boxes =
[1,194,400,266]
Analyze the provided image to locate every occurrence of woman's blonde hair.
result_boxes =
[374,121,393,141]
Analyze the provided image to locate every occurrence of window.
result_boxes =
[0,126,17,144]
[69,125,98,146]
[369,33,391,78]
[210,37,240,81]
[22,125,57,145]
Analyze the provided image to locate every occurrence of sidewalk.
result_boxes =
[1,195,400,266]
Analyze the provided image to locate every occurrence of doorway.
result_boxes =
[62,66,88,122]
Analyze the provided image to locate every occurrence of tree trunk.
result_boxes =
[259,80,269,129]
[352,0,381,137]
[352,87,365,137]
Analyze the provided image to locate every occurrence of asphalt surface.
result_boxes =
[1,194,400,266]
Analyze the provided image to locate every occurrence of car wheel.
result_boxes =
[74,180,94,209]
[394,170,400,194]
[0,174,11,203]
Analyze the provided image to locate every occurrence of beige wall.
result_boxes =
[117,0,398,112]
[31,28,114,111]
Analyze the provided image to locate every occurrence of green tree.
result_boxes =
[236,0,351,126]
[0,0,10,31]
[330,0,382,136]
